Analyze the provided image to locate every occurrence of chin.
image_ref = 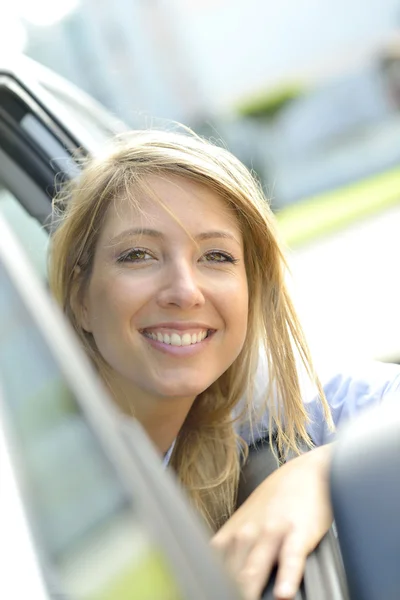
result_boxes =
[156,379,211,400]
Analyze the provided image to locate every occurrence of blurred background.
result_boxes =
[2,0,400,363]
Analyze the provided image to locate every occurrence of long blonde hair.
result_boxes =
[48,129,333,531]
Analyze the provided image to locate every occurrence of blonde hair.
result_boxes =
[49,129,333,531]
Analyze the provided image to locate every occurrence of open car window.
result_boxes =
[0,217,242,600]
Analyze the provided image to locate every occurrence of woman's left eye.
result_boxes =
[202,251,238,264]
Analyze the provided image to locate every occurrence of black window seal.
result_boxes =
[0,74,88,161]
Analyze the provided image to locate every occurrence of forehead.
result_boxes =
[101,174,241,239]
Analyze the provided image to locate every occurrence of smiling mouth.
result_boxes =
[141,329,214,346]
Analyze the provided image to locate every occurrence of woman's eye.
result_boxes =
[117,248,153,263]
[202,251,238,264]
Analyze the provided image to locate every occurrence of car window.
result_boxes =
[0,183,48,279]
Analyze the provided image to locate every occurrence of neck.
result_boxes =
[104,374,195,455]
[138,399,193,455]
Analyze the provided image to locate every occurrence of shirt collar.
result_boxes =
[163,439,176,467]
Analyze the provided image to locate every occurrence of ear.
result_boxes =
[70,266,92,333]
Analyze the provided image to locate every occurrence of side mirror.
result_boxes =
[331,402,400,600]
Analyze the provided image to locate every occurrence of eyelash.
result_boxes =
[116,248,239,264]
[117,248,153,263]
[202,250,239,264]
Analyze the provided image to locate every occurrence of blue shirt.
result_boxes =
[238,355,400,448]
[119,357,400,467]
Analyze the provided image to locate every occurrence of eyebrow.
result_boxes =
[109,228,164,246]
[108,228,241,246]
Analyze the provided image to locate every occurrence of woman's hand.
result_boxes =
[211,444,333,600]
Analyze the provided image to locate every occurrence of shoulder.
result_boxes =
[307,358,400,444]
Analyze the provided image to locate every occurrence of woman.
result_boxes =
[49,129,400,600]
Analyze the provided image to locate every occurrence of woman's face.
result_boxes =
[80,174,249,402]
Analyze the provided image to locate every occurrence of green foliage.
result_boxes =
[237,84,304,120]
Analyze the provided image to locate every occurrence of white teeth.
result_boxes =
[170,333,182,346]
[181,333,192,346]
[144,330,210,345]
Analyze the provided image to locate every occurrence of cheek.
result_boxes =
[233,297,249,345]
[221,274,249,340]
[85,276,140,368]
[86,274,134,332]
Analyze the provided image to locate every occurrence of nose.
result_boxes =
[157,260,205,310]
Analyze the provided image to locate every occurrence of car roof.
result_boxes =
[0,55,125,131]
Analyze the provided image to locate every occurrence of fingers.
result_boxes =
[273,533,307,600]
[212,524,312,600]
[211,523,258,574]
[236,536,281,600]
[212,523,283,600]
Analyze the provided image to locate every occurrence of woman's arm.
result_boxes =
[211,444,333,600]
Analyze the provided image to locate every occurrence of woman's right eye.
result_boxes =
[117,248,154,263]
